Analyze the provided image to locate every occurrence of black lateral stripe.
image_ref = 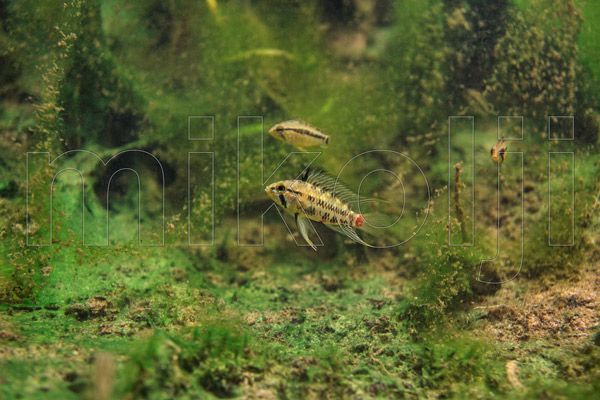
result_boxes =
[287,127,327,140]
[279,194,287,208]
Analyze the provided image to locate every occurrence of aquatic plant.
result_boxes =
[442,0,511,109]
[384,0,447,151]
[522,155,600,277]
[484,0,598,142]
[119,326,252,398]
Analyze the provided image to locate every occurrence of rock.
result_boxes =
[65,296,111,321]
[65,304,90,321]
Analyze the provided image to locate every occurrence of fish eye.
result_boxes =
[277,185,285,191]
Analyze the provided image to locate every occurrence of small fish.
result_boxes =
[206,0,218,15]
[268,120,329,150]
[265,169,383,250]
[491,139,508,165]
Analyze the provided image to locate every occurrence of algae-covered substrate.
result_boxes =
[1,1,600,399]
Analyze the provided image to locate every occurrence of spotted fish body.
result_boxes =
[491,139,508,165]
[268,120,329,150]
[265,170,376,251]
[267,179,364,228]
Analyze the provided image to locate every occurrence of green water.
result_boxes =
[1,1,599,398]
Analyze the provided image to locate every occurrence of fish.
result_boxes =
[268,120,329,150]
[265,169,384,250]
[491,139,508,165]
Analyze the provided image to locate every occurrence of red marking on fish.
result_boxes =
[355,214,365,228]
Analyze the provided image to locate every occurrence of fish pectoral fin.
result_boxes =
[295,213,317,251]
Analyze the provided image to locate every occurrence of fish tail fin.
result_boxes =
[357,212,392,239]
[327,223,372,247]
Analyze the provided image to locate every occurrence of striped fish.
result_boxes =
[268,120,329,150]
[265,169,384,250]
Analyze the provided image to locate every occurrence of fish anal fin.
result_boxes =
[326,223,373,248]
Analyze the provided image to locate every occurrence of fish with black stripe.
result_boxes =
[268,120,329,150]
[264,169,386,250]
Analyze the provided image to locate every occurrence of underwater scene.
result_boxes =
[1,0,599,398]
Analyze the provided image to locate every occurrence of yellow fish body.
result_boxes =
[268,120,329,150]
[491,139,508,165]
[265,170,371,250]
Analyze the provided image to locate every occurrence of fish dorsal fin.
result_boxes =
[285,120,321,132]
[300,167,311,182]
[295,213,317,251]
[304,169,389,209]
[305,170,358,204]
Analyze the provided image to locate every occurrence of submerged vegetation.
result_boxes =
[1,0,599,398]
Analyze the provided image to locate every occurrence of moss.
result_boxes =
[484,0,599,142]
[442,0,511,104]
[395,186,491,332]
[118,326,253,398]
[384,0,447,150]
[522,155,599,277]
